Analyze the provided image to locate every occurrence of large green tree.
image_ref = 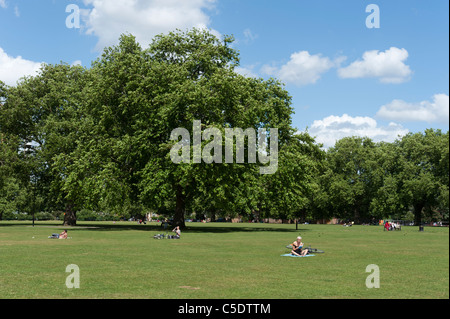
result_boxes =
[0,132,28,220]
[47,30,299,227]
[139,29,296,227]
[0,65,92,225]
[320,136,378,223]
[368,141,406,220]
[259,131,325,222]
[396,129,449,225]
[0,81,31,220]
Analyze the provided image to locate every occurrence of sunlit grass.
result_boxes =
[0,221,448,299]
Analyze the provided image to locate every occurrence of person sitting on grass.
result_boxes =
[291,236,308,256]
[59,229,68,239]
[172,226,181,238]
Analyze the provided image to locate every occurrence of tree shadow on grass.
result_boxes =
[78,222,309,234]
[183,224,309,233]
[0,221,310,233]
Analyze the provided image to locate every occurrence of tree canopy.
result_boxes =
[0,29,448,226]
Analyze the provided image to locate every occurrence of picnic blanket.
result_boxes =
[281,254,315,258]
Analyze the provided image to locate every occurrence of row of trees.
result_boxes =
[312,132,448,225]
[1,29,448,227]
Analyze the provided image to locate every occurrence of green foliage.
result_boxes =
[0,29,448,226]
[317,137,378,222]
[396,129,449,224]
[0,134,28,219]
[315,132,449,224]
[75,209,122,221]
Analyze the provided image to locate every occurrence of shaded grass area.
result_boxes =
[0,221,448,299]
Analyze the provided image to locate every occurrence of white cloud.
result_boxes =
[81,0,218,51]
[1,1,20,17]
[243,28,258,44]
[235,65,258,78]
[308,114,409,149]
[262,51,344,87]
[376,94,449,124]
[338,47,412,83]
[0,48,43,86]
[71,60,83,67]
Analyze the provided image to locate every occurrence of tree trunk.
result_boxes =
[63,203,77,226]
[299,209,307,223]
[413,203,424,226]
[174,185,186,228]
[353,207,360,224]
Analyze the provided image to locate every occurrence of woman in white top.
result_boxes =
[172,226,181,238]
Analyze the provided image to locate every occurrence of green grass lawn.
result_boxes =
[0,221,448,299]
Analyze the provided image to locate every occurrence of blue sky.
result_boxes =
[1,0,448,148]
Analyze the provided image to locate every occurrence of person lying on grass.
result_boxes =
[291,236,308,256]
[48,230,68,239]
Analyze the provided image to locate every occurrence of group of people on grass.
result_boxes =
[49,226,182,240]
[384,221,401,231]
[51,226,309,257]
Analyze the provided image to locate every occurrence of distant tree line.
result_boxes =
[1,29,448,227]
